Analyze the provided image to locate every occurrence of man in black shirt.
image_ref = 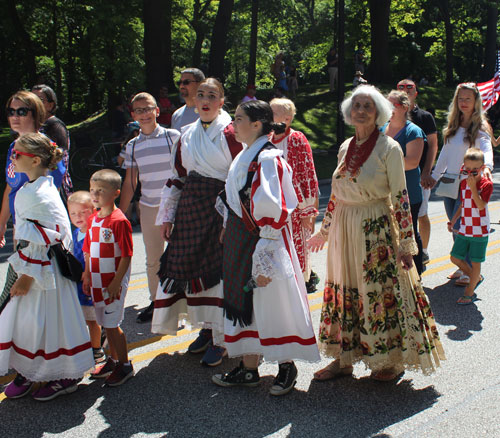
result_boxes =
[397,79,438,265]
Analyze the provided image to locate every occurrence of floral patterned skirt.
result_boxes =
[318,200,445,375]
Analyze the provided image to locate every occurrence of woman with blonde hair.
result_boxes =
[270,98,319,290]
[429,83,493,285]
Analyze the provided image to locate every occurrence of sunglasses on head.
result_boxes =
[397,84,415,90]
[177,79,200,86]
[6,107,33,117]
[11,149,37,160]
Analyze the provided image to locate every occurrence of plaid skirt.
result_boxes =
[223,211,260,327]
[158,172,225,294]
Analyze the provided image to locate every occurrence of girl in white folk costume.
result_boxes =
[212,100,320,396]
[0,133,94,401]
[153,78,242,366]
[270,98,319,290]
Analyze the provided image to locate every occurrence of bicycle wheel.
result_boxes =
[70,147,98,182]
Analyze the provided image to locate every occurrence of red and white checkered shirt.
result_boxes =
[458,177,493,237]
[83,209,133,306]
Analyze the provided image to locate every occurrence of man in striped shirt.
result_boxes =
[119,92,181,323]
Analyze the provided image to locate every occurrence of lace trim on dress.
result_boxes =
[252,237,294,280]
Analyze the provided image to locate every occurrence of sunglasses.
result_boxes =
[11,149,37,160]
[177,79,200,86]
[397,84,415,90]
[6,107,33,117]
[132,106,156,115]
[460,166,482,176]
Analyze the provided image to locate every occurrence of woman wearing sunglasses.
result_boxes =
[383,90,425,275]
[428,83,493,286]
[0,92,66,312]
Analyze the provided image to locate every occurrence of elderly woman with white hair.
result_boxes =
[309,85,444,381]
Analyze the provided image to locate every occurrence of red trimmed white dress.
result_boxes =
[223,136,320,363]
[271,129,318,280]
[0,176,94,381]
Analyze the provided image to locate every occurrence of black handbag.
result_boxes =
[26,219,83,282]
[48,242,83,282]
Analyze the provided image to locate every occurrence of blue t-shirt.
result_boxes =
[383,121,425,205]
[72,227,93,306]
[6,140,66,222]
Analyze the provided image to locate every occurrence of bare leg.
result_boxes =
[87,320,102,349]
[105,327,129,364]
[418,215,431,250]
[242,354,260,369]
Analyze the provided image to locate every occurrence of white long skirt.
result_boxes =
[224,227,320,363]
[0,271,94,382]
[152,282,225,346]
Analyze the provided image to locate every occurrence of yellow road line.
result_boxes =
[430,203,500,224]
[2,237,500,400]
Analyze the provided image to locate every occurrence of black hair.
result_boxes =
[32,84,57,114]
[238,100,286,135]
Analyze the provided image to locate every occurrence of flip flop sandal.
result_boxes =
[447,269,463,280]
[455,274,470,286]
[313,362,353,381]
[474,275,484,291]
[457,293,478,305]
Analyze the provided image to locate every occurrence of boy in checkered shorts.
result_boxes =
[448,149,493,305]
[83,169,134,385]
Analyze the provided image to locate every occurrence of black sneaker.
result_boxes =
[306,271,320,294]
[136,301,154,323]
[212,361,260,387]
[269,362,298,396]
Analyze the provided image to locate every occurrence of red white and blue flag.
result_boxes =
[477,51,500,111]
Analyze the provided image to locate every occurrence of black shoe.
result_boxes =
[269,362,298,396]
[306,271,320,294]
[136,301,154,323]
[212,361,260,387]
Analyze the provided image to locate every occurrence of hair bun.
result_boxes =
[271,122,287,135]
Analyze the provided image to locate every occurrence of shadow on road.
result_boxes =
[425,284,483,341]
[0,350,441,438]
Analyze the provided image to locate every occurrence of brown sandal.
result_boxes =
[370,368,399,381]
[313,361,353,381]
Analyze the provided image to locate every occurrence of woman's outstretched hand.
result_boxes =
[308,233,327,253]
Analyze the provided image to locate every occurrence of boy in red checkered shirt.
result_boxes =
[448,149,493,305]
[83,169,134,385]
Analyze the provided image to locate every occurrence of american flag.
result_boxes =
[477,50,500,111]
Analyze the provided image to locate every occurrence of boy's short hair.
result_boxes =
[67,191,93,208]
[463,148,485,165]
[90,169,122,191]
[131,92,157,107]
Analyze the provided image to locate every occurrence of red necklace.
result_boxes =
[344,127,379,174]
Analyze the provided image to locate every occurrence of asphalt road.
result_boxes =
[1,173,500,438]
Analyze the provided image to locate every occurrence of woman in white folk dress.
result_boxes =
[152,78,242,366]
[0,133,93,401]
[212,100,320,396]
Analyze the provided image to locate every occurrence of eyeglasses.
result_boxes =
[11,149,37,160]
[391,102,403,107]
[6,107,33,117]
[397,84,415,90]
[132,106,156,115]
[177,79,200,86]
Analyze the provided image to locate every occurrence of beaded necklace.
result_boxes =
[344,127,379,174]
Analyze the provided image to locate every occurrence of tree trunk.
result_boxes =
[191,0,212,67]
[367,0,391,82]
[336,0,345,148]
[51,1,64,114]
[208,0,234,80]
[6,0,37,84]
[65,24,76,119]
[482,2,498,80]
[143,0,175,96]
[436,0,454,85]
[247,0,259,85]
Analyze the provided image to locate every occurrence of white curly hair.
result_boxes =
[341,84,393,127]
